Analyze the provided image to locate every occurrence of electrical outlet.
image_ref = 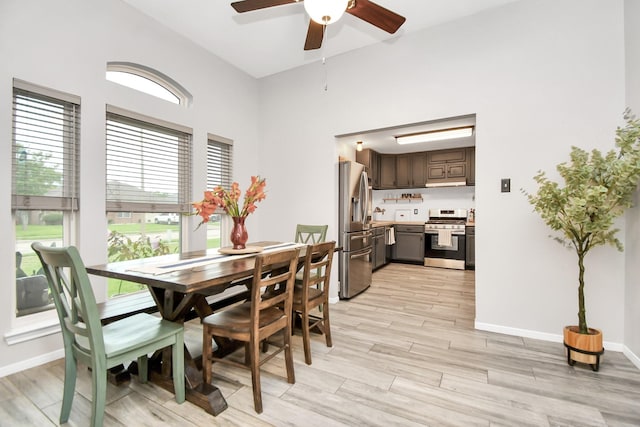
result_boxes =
[501,178,511,193]
[413,209,418,215]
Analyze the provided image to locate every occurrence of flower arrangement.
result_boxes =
[193,176,267,224]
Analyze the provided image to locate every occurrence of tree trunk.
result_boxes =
[577,251,588,334]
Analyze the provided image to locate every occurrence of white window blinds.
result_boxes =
[106,108,192,213]
[207,137,233,190]
[11,80,80,211]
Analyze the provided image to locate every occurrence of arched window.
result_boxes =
[106,62,192,106]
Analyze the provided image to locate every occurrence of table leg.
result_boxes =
[142,289,229,415]
[145,343,228,415]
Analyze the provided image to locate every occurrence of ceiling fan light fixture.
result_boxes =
[395,126,475,145]
[304,0,349,25]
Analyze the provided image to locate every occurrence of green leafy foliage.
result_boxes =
[14,145,62,197]
[107,230,175,295]
[42,212,63,225]
[524,110,640,334]
[107,230,173,262]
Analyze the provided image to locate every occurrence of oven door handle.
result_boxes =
[424,230,465,235]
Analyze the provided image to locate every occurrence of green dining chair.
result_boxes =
[294,224,328,244]
[294,224,328,284]
[32,243,185,427]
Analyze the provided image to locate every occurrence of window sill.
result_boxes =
[4,318,60,346]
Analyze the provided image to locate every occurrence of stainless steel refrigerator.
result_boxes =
[338,161,373,299]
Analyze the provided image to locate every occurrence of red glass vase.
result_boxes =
[230,216,248,250]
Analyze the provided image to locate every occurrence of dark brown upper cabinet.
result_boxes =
[356,148,380,188]
[426,148,470,185]
[356,147,474,189]
[379,154,397,189]
[396,153,426,188]
[466,147,475,186]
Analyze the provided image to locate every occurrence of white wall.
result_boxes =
[257,0,629,347]
[624,0,640,366]
[0,0,261,374]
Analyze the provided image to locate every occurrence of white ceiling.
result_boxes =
[336,114,476,154]
[121,0,520,79]
[120,0,517,154]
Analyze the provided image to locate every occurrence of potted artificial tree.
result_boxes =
[525,110,640,371]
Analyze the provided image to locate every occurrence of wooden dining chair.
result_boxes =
[292,241,335,365]
[201,248,300,414]
[31,243,185,427]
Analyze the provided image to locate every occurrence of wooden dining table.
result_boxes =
[86,241,307,416]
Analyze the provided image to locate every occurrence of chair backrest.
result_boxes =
[294,224,328,244]
[31,243,105,359]
[249,248,300,335]
[300,241,335,302]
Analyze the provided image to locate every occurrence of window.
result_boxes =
[106,106,192,297]
[106,62,192,106]
[206,135,233,249]
[106,106,192,212]
[11,79,80,317]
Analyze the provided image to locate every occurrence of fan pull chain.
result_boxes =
[323,56,328,91]
[322,24,328,91]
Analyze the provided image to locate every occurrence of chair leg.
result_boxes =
[202,326,213,384]
[137,355,148,383]
[91,365,107,427]
[60,353,77,424]
[173,332,185,403]
[323,303,333,348]
[283,322,296,384]
[301,310,312,365]
[249,337,263,413]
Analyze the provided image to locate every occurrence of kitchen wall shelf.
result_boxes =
[383,197,423,203]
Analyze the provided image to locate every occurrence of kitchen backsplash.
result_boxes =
[372,186,475,222]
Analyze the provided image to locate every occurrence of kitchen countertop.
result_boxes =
[371,221,424,227]
[371,221,477,227]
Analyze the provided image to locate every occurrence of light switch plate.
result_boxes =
[501,178,511,193]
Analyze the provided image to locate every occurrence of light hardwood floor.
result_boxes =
[2,263,640,426]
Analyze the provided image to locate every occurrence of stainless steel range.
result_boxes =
[424,208,467,270]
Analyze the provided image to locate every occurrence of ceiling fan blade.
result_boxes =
[304,20,324,50]
[346,0,406,34]
[231,0,298,13]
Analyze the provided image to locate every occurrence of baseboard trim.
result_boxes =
[623,345,640,370]
[0,349,64,378]
[474,321,625,352]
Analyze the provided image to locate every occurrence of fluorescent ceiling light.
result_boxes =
[395,126,474,145]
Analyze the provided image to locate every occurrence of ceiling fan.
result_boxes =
[230,0,406,51]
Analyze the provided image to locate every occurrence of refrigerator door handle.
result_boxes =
[349,231,373,240]
[360,170,369,226]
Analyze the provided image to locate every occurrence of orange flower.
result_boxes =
[193,176,267,225]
